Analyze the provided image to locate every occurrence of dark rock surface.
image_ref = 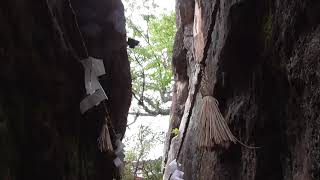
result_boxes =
[164,0,320,179]
[0,0,131,179]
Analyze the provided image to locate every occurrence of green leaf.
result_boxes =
[127,11,176,115]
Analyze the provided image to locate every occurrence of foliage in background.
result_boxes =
[125,0,176,117]
[123,125,164,179]
[123,1,175,179]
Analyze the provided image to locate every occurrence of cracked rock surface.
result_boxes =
[164,0,320,179]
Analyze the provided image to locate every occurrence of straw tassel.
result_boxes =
[198,70,236,149]
[198,96,236,148]
[97,118,113,152]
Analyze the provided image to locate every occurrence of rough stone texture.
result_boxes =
[0,0,131,179]
[164,0,320,179]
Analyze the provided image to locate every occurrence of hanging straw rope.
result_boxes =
[198,70,236,148]
[199,96,237,148]
[67,0,114,152]
[198,70,260,149]
[98,102,117,152]
[98,118,114,151]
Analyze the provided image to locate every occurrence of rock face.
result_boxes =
[164,0,320,179]
[0,0,131,179]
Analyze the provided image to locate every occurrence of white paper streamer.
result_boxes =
[164,159,184,180]
[80,56,108,114]
[171,170,184,180]
[91,57,106,76]
[117,151,125,161]
[113,157,123,168]
[81,56,106,95]
[113,138,125,168]
[115,139,125,155]
[80,88,108,114]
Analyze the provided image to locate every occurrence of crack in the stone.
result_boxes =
[176,0,221,162]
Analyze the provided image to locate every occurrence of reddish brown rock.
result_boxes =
[164,0,320,179]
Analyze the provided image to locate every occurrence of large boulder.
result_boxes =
[0,0,131,179]
[164,0,320,179]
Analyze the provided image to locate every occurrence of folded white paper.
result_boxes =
[117,151,125,161]
[80,56,108,114]
[114,139,125,167]
[80,89,108,114]
[171,170,184,180]
[164,159,184,180]
[115,139,125,155]
[81,56,106,95]
[168,159,180,173]
[91,57,106,77]
[113,157,123,168]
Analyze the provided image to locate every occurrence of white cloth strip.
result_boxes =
[80,88,107,114]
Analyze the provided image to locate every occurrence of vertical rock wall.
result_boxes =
[0,0,131,179]
[164,0,320,179]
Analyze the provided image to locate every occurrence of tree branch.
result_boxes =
[132,92,170,116]
[127,112,140,127]
[128,112,158,117]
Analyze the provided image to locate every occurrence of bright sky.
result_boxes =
[124,115,170,159]
[123,0,175,160]
[157,0,175,12]
[123,0,175,13]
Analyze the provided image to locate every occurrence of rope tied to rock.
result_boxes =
[200,68,261,150]
[198,68,237,149]
[66,0,126,166]
[80,56,113,152]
